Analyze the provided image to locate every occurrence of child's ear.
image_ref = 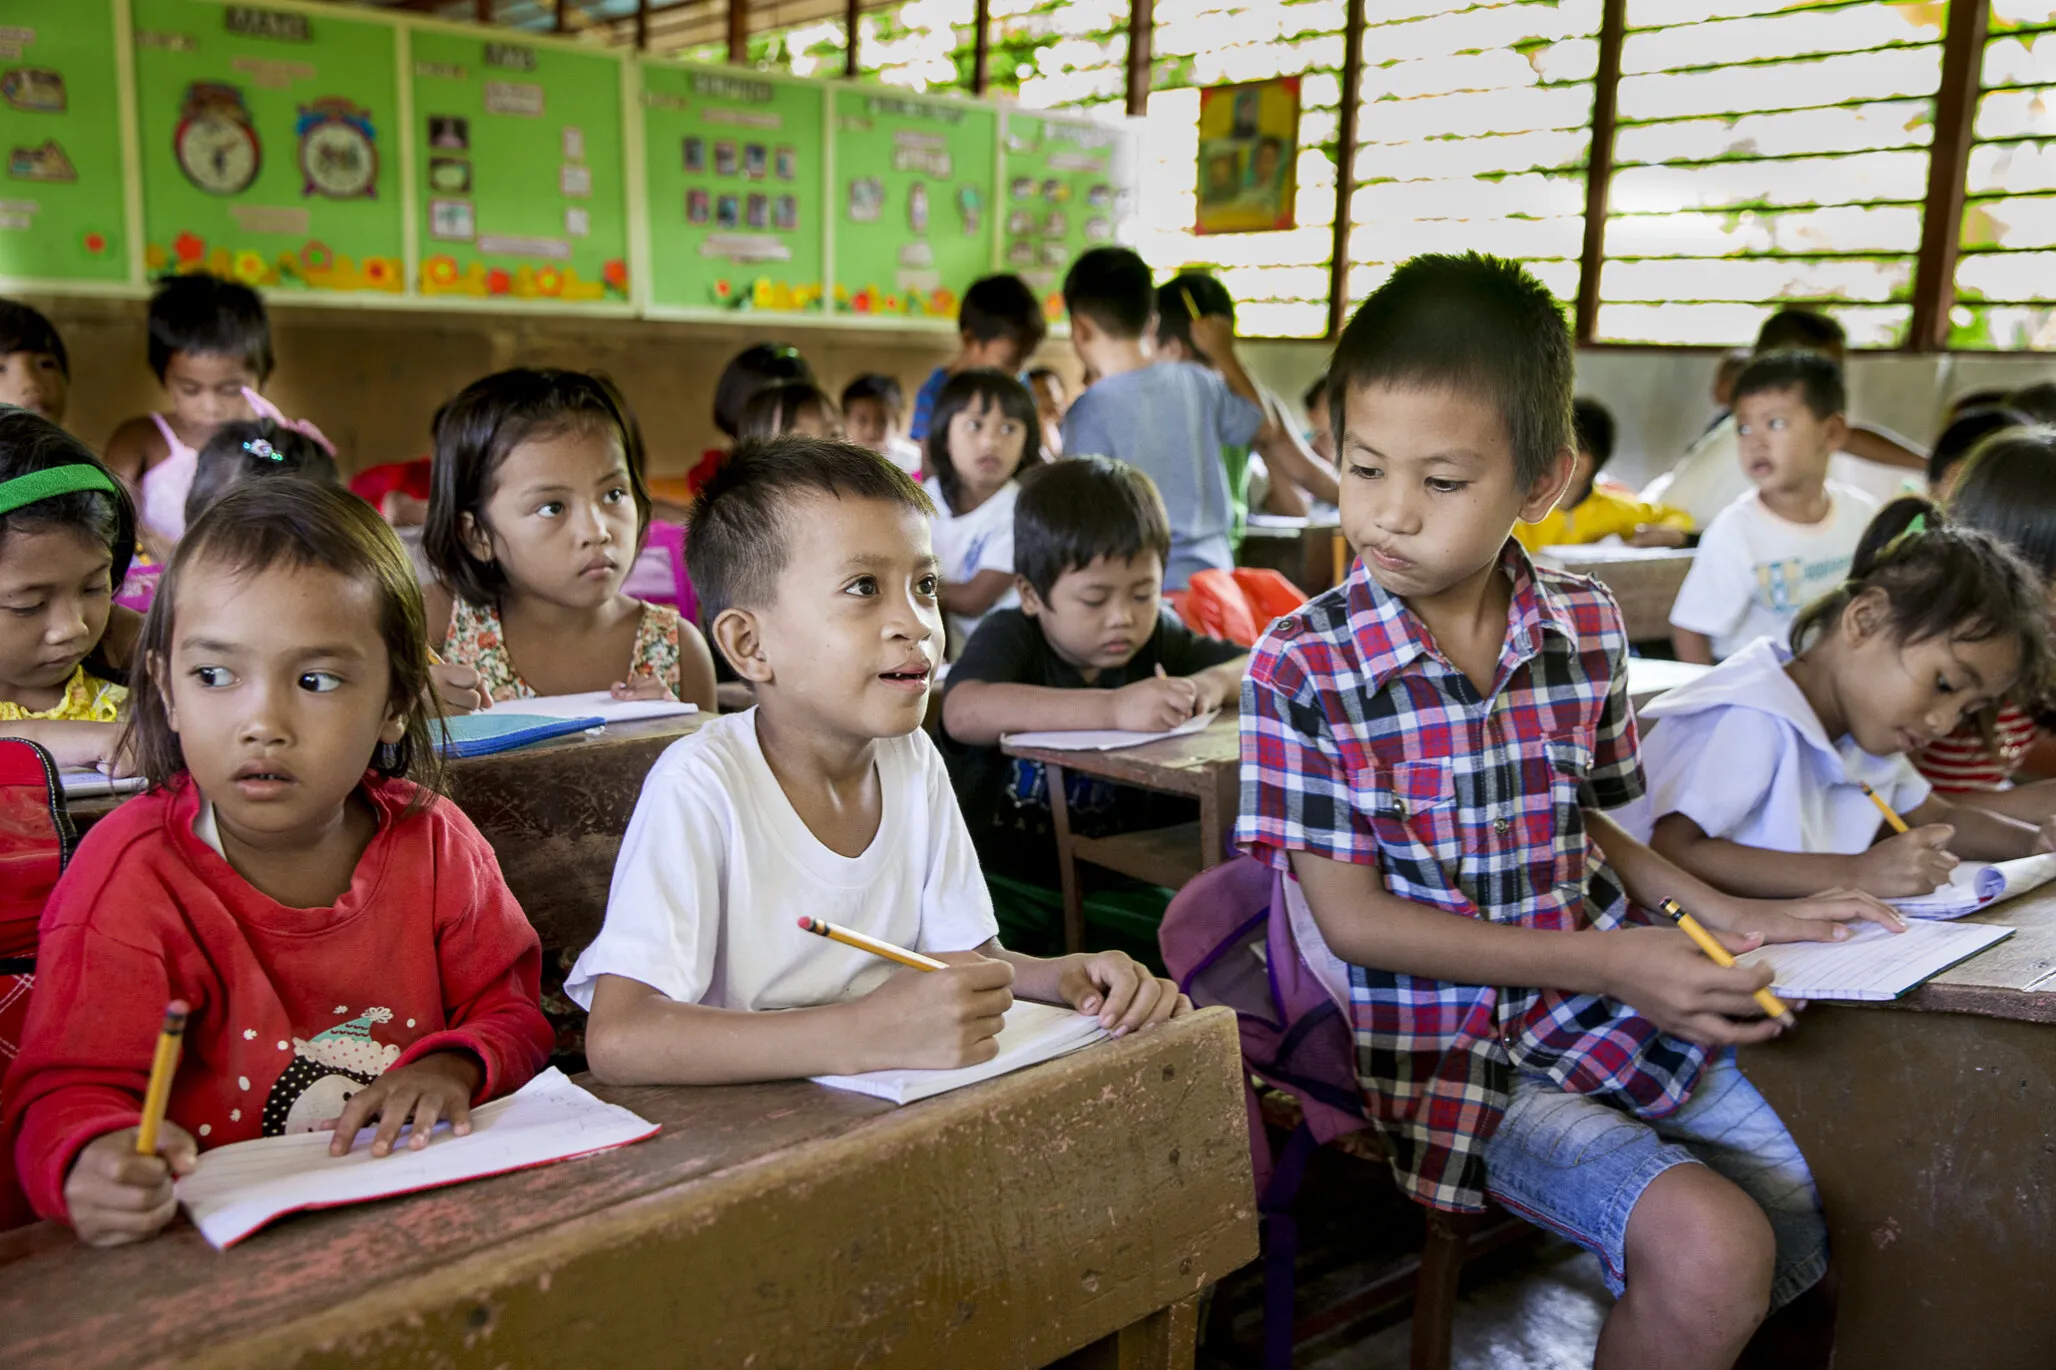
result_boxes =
[1843,585,1889,646]
[1518,446,1578,524]
[712,607,773,684]
[379,701,408,747]
[1822,412,1850,454]
[1070,314,1098,350]
[458,511,493,565]
[1016,578,1045,617]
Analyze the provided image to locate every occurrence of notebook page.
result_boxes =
[58,769,147,799]
[1001,709,1219,754]
[174,1068,659,1249]
[1735,921,2015,1001]
[485,691,698,724]
[1891,854,2056,920]
[811,1000,1109,1105]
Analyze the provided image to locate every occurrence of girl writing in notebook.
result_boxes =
[1637,498,2056,900]
[2,481,552,1244]
[423,369,717,712]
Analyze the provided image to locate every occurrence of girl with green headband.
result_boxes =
[0,409,136,773]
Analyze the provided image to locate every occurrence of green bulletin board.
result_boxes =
[410,29,627,305]
[133,0,403,293]
[643,64,823,315]
[0,0,129,284]
[1000,111,1132,325]
[831,87,996,321]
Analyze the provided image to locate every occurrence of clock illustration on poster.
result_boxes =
[174,81,260,196]
[297,98,378,200]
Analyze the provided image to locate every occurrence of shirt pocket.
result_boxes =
[1350,759,1458,870]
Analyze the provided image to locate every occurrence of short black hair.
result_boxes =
[1755,307,1845,356]
[186,419,343,527]
[1014,456,1171,602]
[0,299,67,377]
[686,437,934,628]
[1731,349,1846,421]
[1302,373,1327,413]
[146,273,273,384]
[840,373,903,415]
[425,368,651,607]
[1062,247,1155,341]
[712,343,814,439]
[2011,381,2056,426]
[1572,396,1616,471]
[926,369,1044,514]
[1948,426,2056,579]
[1327,252,1572,488]
[959,274,1048,355]
[0,408,135,602]
[1153,271,1235,354]
[1929,405,2032,488]
[737,381,838,440]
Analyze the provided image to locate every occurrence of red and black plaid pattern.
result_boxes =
[1236,542,1709,1212]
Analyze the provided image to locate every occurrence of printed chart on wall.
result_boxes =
[132,0,403,293]
[643,64,823,315]
[832,88,995,321]
[410,30,627,305]
[0,0,129,284]
[1001,112,1134,324]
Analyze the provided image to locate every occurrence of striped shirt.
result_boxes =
[1915,704,2039,794]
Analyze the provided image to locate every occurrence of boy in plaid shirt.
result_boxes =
[1237,254,1901,1368]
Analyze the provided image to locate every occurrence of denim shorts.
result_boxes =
[1481,1051,1828,1309]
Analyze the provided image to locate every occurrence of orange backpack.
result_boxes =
[1171,568,1309,648]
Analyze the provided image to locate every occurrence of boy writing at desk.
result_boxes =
[571,440,1185,1083]
[1239,253,1899,1369]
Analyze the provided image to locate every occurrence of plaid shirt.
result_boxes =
[1236,542,1709,1212]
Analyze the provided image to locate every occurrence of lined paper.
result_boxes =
[1891,854,2056,920]
[481,691,698,723]
[1736,921,2015,1001]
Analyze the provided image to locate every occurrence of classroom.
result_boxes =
[1,0,2054,1367]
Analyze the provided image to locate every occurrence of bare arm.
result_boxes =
[1944,778,2056,824]
[939,568,1015,618]
[1672,628,1714,665]
[100,417,160,489]
[0,719,127,771]
[1256,422,1341,508]
[1907,793,2050,860]
[1650,812,1861,898]
[1844,422,1927,472]
[943,670,1209,745]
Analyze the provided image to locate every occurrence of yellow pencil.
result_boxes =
[797,917,949,973]
[1178,284,1203,320]
[135,1000,189,1156]
[1863,782,1912,835]
[1657,899,1796,1030]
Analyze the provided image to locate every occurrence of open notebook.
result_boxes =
[811,1000,1109,1105]
[58,769,147,799]
[1735,920,2014,1001]
[1001,709,1220,754]
[173,1068,659,1249]
[1890,853,2056,920]
[479,692,697,724]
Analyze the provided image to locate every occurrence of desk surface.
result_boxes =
[1000,713,1242,795]
[0,1008,1256,1370]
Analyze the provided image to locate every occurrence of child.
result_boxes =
[1515,396,1691,552]
[925,369,1042,652]
[908,274,1048,442]
[1669,350,1881,664]
[1240,252,1896,1370]
[183,418,342,529]
[941,456,1246,889]
[1641,499,2054,899]
[2,480,553,1242]
[104,275,272,555]
[683,343,816,496]
[1026,366,1068,458]
[423,368,717,710]
[736,381,842,441]
[569,439,1186,1086]
[0,299,69,426]
[1060,248,1263,589]
[1303,373,1334,465]
[1925,403,2030,503]
[0,411,134,772]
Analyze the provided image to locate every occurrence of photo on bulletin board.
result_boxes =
[0,0,130,284]
[832,88,997,320]
[1194,77,1297,235]
[998,110,1136,323]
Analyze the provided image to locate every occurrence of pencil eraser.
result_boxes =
[796,917,816,931]
[166,999,190,1015]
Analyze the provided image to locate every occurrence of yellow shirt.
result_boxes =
[1514,482,1693,555]
[0,666,127,722]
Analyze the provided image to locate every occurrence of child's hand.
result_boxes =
[610,667,676,703]
[1719,886,1905,943]
[2033,816,2056,855]
[851,954,1015,1070]
[1186,314,1238,364]
[1600,927,1788,1046]
[1057,951,1191,1036]
[1111,671,1199,732]
[1854,824,1958,896]
[431,663,491,715]
[64,1123,197,1246]
[1630,524,1688,548]
[325,1052,482,1157]
[1189,671,1232,715]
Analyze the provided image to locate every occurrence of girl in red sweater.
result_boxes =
[3,480,552,1245]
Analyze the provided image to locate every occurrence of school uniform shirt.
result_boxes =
[1641,414,1921,529]
[938,607,1245,885]
[924,476,1022,652]
[3,775,552,1224]
[1235,541,1709,1214]
[1512,481,1693,555]
[564,708,998,1013]
[1915,705,2039,794]
[1627,636,1930,855]
[1668,481,1879,661]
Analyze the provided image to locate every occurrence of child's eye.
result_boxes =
[193,665,234,688]
[1081,596,1109,609]
[535,500,564,517]
[1935,674,1957,694]
[1768,417,1788,431]
[845,574,878,597]
[1349,463,1381,480]
[5,603,40,618]
[297,671,342,694]
[916,573,939,597]
[603,486,629,504]
[1427,478,1467,494]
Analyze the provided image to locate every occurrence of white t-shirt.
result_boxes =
[563,709,999,1013]
[924,476,1021,652]
[1624,636,1930,856]
[1642,414,1921,528]
[1669,481,1879,661]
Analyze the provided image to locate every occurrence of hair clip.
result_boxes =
[242,437,279,460]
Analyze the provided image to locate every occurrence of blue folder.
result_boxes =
[434,712,606,759]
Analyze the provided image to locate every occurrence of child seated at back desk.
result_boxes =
[1514,397,1691,553]
[940,456,1247,892]
[1241,252,1897,1370]
[908,274,1048,443]
[0,299,70,427]
[570,439,1186,1086]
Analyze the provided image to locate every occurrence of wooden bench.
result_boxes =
[1539,546,1695,643]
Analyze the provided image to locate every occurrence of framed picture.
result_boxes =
[1195,77,1299,234]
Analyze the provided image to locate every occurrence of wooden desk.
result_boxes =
[1002,714,1243,954]
[0,1008,1257,1370]
[1540,546,1694,642]
[1238,517,1343,596]
[1738,887,2056,1368]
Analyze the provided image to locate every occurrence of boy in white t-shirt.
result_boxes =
[571,438,1187,1085]
[1670,350,1880,664]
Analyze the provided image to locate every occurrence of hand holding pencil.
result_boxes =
[802,918,1015,1072]
[61,1000,198,1247]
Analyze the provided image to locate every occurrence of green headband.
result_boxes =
[0,464,118,518]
